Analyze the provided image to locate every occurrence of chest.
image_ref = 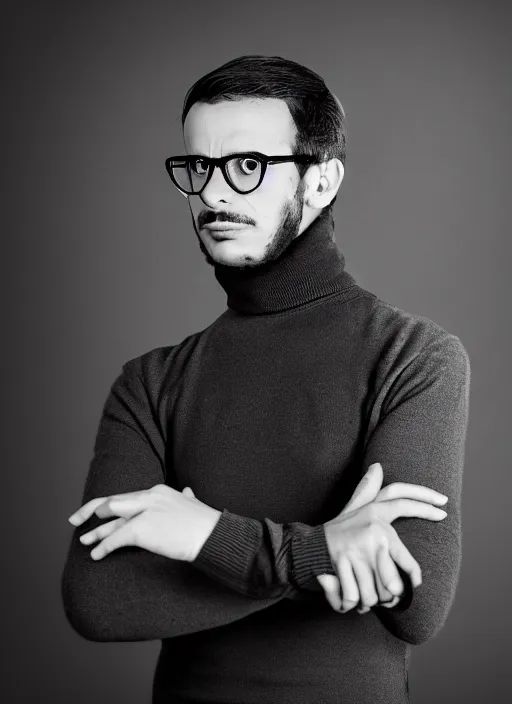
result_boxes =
[167,321,369,523]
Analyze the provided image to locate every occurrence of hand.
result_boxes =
[67,484,222,563]
[316,462,448,614]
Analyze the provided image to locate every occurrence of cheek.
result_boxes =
[260,168,283,197]
[251,171,289,215]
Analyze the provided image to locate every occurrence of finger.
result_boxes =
[182,487,197,499]
[372,546,397,603]
[381,498,448,524]
[95,495,148,520]
[375,482,448,506]
[68,497,110,526]
[68,489,149,525]
[381,594,402,609]
[79,517,127,545]
[351,557,379,613]
[377,596,402,609]
[89,520,136,560]
[375,543,404,597]
[337,555,360,612]
[373,567,394,603]
[341,463,383,515]
[387,530,422,588]
[316,574,343,612]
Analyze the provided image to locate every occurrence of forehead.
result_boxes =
[183,97,296,154]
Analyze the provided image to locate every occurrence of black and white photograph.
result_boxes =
[2,1,510,702]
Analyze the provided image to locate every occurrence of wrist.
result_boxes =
[291,524,337,588]
[189,505,222,562]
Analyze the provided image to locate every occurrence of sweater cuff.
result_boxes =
[191,509,262,591]
[291,524,337,589]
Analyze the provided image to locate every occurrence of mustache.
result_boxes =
[199,211,254,228]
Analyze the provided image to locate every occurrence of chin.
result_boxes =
[208,239,263,267]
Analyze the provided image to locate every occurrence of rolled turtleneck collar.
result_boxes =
[213,207,357,315]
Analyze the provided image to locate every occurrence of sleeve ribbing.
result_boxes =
[192,510,336,598]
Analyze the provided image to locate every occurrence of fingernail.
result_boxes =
[439,510,447,517]
[68,516,78,525]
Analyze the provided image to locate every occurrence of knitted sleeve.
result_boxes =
[359,333,470,645]
[192,333,471,645]
[60,358,290,643]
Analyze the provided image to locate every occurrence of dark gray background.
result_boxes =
[2,0,510,702]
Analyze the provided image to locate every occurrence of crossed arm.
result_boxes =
[61,357,321,642]
[190,333,470,644]
[61,334,470,645]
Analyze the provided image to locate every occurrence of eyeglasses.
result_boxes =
[165,151,317,196]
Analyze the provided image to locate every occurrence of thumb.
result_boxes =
[340,462,383,515]
[182,486,196,499]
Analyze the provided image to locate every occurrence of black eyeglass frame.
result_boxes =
[164,151,318,196]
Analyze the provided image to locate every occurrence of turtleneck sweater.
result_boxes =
[61,207,471,704]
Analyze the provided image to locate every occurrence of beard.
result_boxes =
[191,177,307,270]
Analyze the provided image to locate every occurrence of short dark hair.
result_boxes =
[181,55,347,210]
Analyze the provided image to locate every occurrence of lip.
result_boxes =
[203,223,247,231]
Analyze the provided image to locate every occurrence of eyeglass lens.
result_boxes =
[170,156,262,194]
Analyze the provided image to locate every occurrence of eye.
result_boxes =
[191,158,209,176]
[236,157,259,175]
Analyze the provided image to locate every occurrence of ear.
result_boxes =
[305,158,344,209]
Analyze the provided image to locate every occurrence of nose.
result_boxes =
[199,164,234,206]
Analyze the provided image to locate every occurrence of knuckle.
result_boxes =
[341,600,357,612]
[320,581,334,596]
[369,519,387,544]
[380,521,392,542]
[386,579,403,594]
[378,531,390,549]
[363,595,379,608]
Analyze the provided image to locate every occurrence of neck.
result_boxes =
[213,208,357,315]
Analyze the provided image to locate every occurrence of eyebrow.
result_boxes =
[187,150,264,157]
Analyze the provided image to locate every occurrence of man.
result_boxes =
[61,55,470,704]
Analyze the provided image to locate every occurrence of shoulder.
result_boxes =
[355,296,471,422]
[365,295,470,374]
[116,324,213,396]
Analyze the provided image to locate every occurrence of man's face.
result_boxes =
[183,98,310,269]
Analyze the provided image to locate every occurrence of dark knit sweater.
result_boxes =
[61,207,471,704]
